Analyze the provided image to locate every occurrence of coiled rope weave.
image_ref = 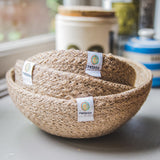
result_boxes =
[6,50,152,138]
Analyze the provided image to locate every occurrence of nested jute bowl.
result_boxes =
[6,53,152,138]
[15,60,133,99]
[27,50,136,86]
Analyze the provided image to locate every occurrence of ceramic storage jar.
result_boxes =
[56,6,118,53]
[124,29,160,87]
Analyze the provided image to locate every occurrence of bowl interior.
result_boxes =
[118,57,152,88]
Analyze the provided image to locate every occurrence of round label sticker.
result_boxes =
[91,55,99,65]
[81,102,90,111]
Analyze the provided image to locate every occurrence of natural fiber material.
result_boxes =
[6,54,152,138]
[27,50,136,86]
[15,60,133,99]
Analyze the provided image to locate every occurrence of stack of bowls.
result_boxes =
[6,50,152,138]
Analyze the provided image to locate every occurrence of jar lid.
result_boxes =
[58,5,115,18]
[125,29,160,54]
[138,28,155,39]
[125,38,160,54]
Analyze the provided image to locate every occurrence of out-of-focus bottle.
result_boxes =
[103,0,139,35]
[112,0,139,35]
[103,0,139,56]
[139,0,155,29]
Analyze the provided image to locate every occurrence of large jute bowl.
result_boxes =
[6,55,152,138]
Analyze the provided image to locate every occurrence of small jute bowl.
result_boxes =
[6,54,152,139]
[27,50,136,86]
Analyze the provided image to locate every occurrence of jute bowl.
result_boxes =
[27,50,136,86]
[6,56,152,138]
[15,60,133,99]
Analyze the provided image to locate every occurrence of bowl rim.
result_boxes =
[6,56,152,102]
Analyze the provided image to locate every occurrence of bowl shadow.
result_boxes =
[40,115,160,153]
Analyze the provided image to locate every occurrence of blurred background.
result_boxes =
[0,0,159,43]
[0,0,62,42]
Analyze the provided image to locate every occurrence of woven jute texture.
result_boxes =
[15,60,133,99]
[27,50,136,86]
[6,51,152,139]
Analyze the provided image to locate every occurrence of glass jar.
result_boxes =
[112,0,139,35]
[103,0,139,56]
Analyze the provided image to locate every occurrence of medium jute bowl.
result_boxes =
[15,60,133,99]
[6,55,152,138]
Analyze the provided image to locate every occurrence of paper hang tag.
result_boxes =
[76,96,94,122]
[85,51,103,77]
[22,61,35,85]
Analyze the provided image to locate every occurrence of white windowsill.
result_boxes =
[0,33,55,78]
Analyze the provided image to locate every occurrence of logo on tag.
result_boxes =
[91,55,99,65]
[22,61,35,85]
[81,102,90,111]
[85,51,103,77]
[76,97,94,122]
